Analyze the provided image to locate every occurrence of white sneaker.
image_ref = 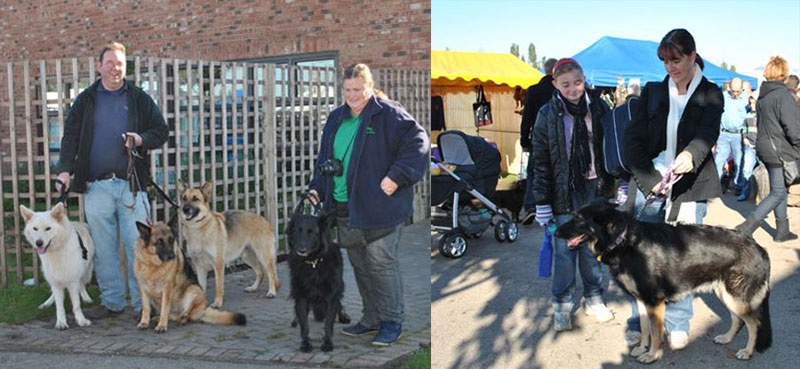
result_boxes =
[625,330,641,346]
[668,331,689,350]
[554,312,572,332]
[584,300,614,322]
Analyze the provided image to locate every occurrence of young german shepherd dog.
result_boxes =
[555,201,772,363]
[286,209,351,352]
[20,203,95,330]
[177,181,280,308]
[134,218,246,332]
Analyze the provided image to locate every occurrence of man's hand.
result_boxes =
[56,172,71,193]
[123,132,143,149]
[308,189,320,206]
[672,151,694,174]
[381,176,398,196]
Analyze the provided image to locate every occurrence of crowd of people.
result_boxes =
[516,28,800,346]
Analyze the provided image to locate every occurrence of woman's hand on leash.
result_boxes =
[381,176,398,196]
[672,151,694,174]
[55,172,71,192]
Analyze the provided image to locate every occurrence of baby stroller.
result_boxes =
[432,130,518,258]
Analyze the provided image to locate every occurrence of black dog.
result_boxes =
[555,201,771,363]
[494,179,526,221]
[286,211,351,352]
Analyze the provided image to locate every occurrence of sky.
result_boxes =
[432,0,800,80]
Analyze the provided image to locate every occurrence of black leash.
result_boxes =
[54,178,87,260]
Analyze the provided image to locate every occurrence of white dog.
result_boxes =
[20,203,95,330]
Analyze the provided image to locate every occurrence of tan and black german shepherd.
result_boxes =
[177,181,280,308]
[133,219,246,332]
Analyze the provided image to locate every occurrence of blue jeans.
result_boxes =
[714,132,742,182]
[749,166,788,223]
[737,145,758,187]
[84,179,150,312]
[346,224,404,325]
[524,152,535,211]
[551,180,604,311]
[626,189,707,334]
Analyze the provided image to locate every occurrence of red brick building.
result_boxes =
[0,0,430,70]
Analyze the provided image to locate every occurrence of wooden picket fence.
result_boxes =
[0,56,430,288]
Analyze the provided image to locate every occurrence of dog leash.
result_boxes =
[601,170,683,263]
[54,178,88,260]
[634,170,683,220]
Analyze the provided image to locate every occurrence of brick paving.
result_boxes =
[0,221,431,368]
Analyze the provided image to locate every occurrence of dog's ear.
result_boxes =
[201,181,214,203]
[136,221,152,243]
[50,202,66,222]
[168,214,179,236]
[19,205,35,223]
[176,180,186,197]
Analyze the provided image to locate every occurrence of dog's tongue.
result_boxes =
[36,247,46,255]
[567,235,586,247]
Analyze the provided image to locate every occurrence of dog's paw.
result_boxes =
[76,317,92,327]
[321,340,334,352]
[38,303,48,310]
[154,325,168,333]
[713,334,732,344]
[244,286,258,293]
[300,340,312,353]
[179,316,190,325]
[735,349,752,360]
[265,291,276,299]
[636,350,662,364]
[55,320,69,330]
[210,300,223,309]
[630,345,648,357]
[137,321,150,329]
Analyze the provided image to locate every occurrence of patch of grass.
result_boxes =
[0,279,101,324]
[267,331,285,339]
[232,330,250,339]
[401,347,431,369]
[214,333,228,342]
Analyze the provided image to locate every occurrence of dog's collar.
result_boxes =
[304,257,323,269]
[597,227,627,262]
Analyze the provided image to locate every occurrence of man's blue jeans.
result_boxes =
[626,188,707,334]
[737,145,758,188]
[551,180,604,312]
[84,179,150,312]
[714,132,742,182]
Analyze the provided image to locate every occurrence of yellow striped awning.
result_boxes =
[432,50,545,88]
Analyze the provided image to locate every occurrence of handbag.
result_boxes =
[763,116,800,186]
[472,86,493,127]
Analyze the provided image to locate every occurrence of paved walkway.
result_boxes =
[432,194,800,369]
[0,221,431,368]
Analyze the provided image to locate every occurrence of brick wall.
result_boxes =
[0,0,430,70]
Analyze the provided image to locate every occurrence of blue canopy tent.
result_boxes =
[572,36,758,88]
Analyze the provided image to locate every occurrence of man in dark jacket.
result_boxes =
[308,64,429,347]
[519,58,557,224]
[56,42,169,316]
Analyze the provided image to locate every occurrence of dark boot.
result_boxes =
[774,219,798,242]
[735,218,759,236]
[737,181,750,201]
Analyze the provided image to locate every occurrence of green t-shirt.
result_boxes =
[332,116,361,202]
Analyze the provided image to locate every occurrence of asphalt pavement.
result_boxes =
[432,193,800,369]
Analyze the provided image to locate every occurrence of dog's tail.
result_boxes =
[201,307,247,326]
[755,289,772,352]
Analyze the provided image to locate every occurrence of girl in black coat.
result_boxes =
[736,56,800,241]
